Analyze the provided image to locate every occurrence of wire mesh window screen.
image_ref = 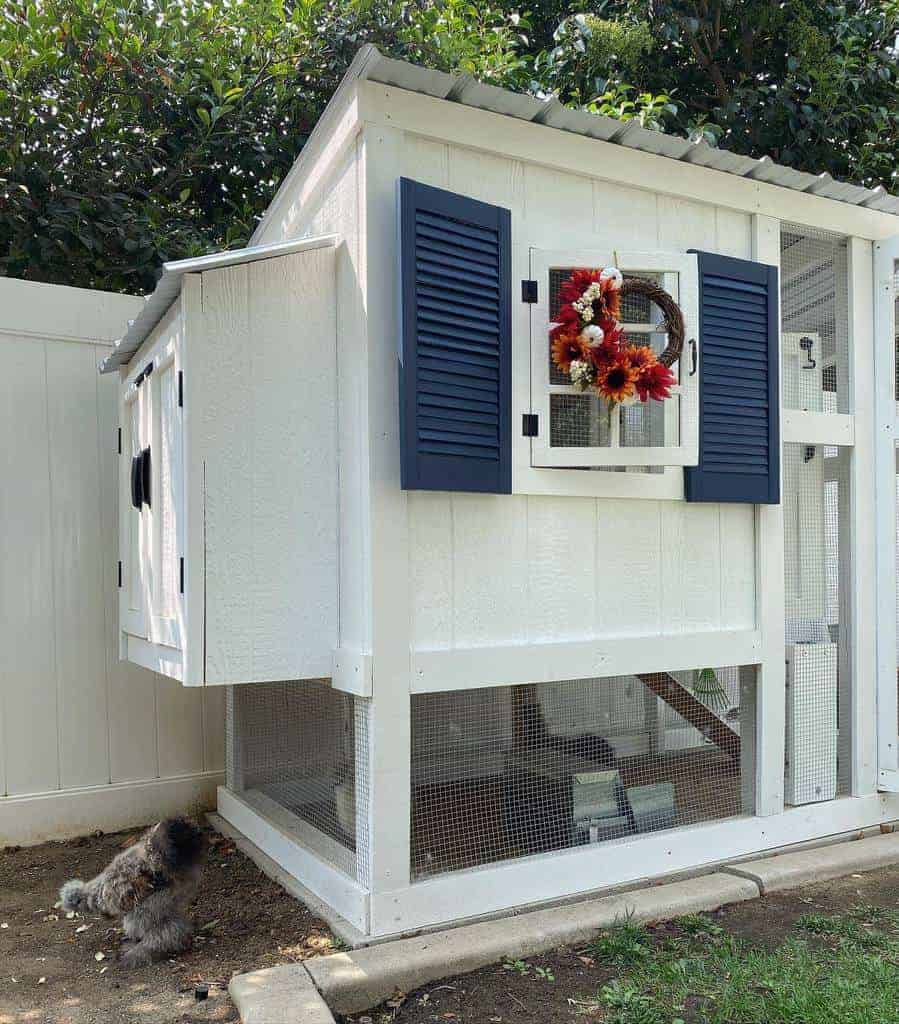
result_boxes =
[226,681,371,885]
[780,225,849,414]
[545,267,677,473]
[410,669,755,881]
[782,443,852,804]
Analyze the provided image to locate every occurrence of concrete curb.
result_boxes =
[721,829,899,894]
[306,872,756,1014]
[228,830,899,1021]
[230,963,335,1024]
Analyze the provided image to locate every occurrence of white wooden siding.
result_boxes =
[195,247,338,684]
[404,137,756,654]
[0,281,222,842]
[254,139,371,663]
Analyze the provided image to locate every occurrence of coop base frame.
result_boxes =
[217,785,899,939]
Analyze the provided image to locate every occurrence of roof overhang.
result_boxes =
[351,46,898,217]
[99,234,337,373]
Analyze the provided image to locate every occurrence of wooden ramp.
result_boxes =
[637,673,741,763]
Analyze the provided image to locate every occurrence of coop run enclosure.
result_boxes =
[101,48,899,938]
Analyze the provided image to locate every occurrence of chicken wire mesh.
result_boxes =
[780,224,849,414]
[782,443,851,804]
[226,681,371,886]
[410,669,755,880]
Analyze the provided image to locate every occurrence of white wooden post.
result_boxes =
[873,236,899,790]
[360,123,413,922]
[848,238,878,796]
[751,214,786,816]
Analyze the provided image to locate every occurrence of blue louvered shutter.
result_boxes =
[398,178,512,493]
[685,251,780,504]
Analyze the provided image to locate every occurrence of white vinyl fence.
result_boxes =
[0,278,224,845]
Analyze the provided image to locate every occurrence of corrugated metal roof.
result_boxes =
[356,45,899,217]
[99,235,337,373]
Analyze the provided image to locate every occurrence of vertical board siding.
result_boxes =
[596,499,663,635]
[97,370,160,783]
[527,496,596,641]
[251,138,367,657]
[46,341,110,788]
[405,140,757,656]
[200,249,338,683]
[0,337,59,795]
[0,286,224,808]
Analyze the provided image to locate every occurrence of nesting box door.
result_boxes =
[145,336,184,652]
[119,377,149,640]
[118,314,184,658]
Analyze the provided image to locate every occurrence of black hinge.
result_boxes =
[521,280,538,303]
[179,557,185,594]
[135,360,154,387]
[522,413,539,437]
[117,427,122,454]
[178,370,183,408]
[117,561,122,588]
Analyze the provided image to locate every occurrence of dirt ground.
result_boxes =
[3,827,899,1024]
[342,863,899,1024]
[0,825,336,1024]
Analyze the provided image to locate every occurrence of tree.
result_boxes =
[546,2,899,185]
[0,0,526,292]
[2,0,897,293]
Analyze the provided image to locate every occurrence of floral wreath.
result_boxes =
[550,268,684,409]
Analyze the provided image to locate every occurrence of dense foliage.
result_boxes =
[2,0,897,292]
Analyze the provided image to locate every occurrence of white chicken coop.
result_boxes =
[100,46,899,941]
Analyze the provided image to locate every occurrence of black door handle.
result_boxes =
[131,455,143,509]
[140,447,152,508]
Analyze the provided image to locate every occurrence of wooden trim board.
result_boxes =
[411,631,761,693]
[0,772,222,847]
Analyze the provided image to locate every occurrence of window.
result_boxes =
[529,250,699,468]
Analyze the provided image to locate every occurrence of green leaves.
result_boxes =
[2,0,897,293]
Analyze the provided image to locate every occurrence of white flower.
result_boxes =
[581,307,593,322]
[600,267,623,289]
[569,360,595,392]
[580,325,604,347]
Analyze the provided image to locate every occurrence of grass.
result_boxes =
[575,907,899,1024]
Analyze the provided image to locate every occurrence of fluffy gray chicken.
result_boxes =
[59,817,206,967]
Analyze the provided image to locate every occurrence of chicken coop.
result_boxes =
[100,46,899,941]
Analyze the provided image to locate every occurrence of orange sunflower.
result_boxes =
[625,344,658,371]
[551,328,588,373]
[595,358,639,404]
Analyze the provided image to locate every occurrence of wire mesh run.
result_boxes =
[410,669,755,880]
[780,224,849,414]
[782,443,852,803]
[226,681,371,886]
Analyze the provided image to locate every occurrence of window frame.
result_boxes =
[528,248,700,469]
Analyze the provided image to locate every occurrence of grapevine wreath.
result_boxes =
[550,267,685,409]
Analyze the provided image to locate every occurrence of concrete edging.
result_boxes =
[231,871,757,1018]
[229,828,899,1021]
[721,829,899,894]
[230,963,336,1024]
